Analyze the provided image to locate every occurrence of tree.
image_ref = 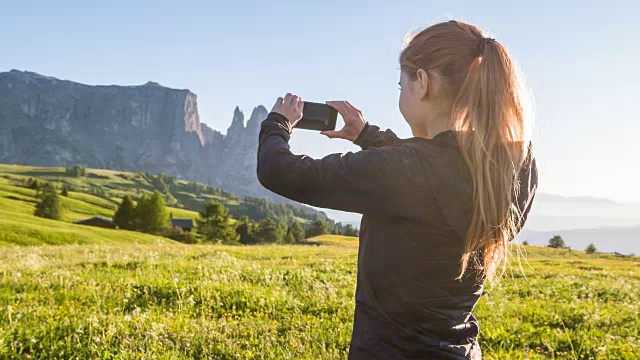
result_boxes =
[28,178,41,190]
[34,183,61,220]
[135,191,169,234]
[289,221,305,243]
[254,218,281,244]
[283,227,296,244]
[343,224,359,237]
[306,219,327,238]
[197,200,239,244]
[548,235,566,249]
[133,194,150,230]
[113,195,136,230]
[585,243,597,254]
[236,216,257,245]
[522,240,529,246]
[65,166,86,177]
[60,186,69,197]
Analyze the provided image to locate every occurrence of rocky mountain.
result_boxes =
[0,70,271,198]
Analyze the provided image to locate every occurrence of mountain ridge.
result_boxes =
[0,69,270,198]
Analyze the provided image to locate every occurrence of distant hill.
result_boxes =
[526,193,640,228]
[520,226,640,255]
[0,164,335,246]
[509,192,639,255]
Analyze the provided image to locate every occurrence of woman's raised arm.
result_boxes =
[257,111,427,220]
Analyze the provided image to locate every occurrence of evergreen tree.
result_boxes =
[585,243,597,254]
[197,200,239,244]
[133,194,150,230]
[283,227,296,244]
[113,195,136,230]
[306,219,327,238]
[34,183,61,220]
[65,166,86,177]
[254,218,281,244]
[28,178,40,190]
[548,235,566,249]
[343,224,359,237]
[289,221,305,243]
[148,191,169,233]
[236,216,257,245]
[134,191,168,233]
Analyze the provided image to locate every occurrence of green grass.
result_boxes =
[0,164,327,229]
[0,177,194,246]
[305,234,359,247]
[0,164,637,358]
[0,241,637,359]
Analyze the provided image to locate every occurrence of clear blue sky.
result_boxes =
[2,0,639,202]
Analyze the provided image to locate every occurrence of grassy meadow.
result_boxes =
[0,164,638,359]
[0,240,638,359]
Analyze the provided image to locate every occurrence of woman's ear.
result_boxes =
[416,69,429,100]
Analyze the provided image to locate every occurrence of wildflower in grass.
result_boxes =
[124,315,132,322]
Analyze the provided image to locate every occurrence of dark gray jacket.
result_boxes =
[257,112,538,359]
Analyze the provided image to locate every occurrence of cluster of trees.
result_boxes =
[113,191,169,234]
[111,191,358,245]
[65,166,86,177]
[234,217,308,245]
[547,235,598,254]
[145,173,177,194]
[196,202,330,245]
[229,196,329,225]
[26,178,42,190]
[24,166,360,245]
[34,183,61,220]
[140,174,330,227]
[184,181,236,198]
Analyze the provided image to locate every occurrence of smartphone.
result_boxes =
[295,102,338,131]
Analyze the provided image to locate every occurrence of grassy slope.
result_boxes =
[0,174,188,246]
[0,164,316,224]
[305,234,359,247]
[0,239,636,359]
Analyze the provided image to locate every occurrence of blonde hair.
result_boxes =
[400,21,530,283]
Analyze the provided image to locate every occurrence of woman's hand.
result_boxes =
[322,101,367,142]
[271,93,304,127]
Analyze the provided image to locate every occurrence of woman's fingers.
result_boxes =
[327,101,357,124]
[320,130,342,139]
[326,101,348,117]
[271,97,284,112]
[284,93,293,104]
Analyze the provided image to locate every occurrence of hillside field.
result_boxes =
[0,164,638,359]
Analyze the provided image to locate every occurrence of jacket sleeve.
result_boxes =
[257,112,426,219]
[353,123,403,149]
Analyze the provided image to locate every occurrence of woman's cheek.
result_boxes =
[399,90,411,123]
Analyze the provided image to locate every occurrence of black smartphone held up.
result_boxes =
[295,102,338,131]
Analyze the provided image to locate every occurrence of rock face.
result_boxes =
[0,70,270,197]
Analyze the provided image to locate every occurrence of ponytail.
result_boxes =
[452,38,527,283]
[400,21,529,283]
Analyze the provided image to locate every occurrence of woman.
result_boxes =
[257,20,537,360]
